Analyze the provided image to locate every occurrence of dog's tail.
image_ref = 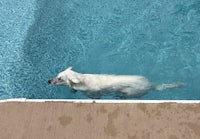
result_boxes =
[153,82,186,91]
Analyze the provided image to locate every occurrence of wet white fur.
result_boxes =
[51,67,185,99]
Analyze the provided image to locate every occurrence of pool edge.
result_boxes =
[1,98,200,103]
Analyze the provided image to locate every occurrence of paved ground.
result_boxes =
[0,102,200,139]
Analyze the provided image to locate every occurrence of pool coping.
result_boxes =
[0,98,200,103]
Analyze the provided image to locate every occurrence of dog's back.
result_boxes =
[75,74,152,96]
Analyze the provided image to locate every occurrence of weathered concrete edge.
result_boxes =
[0,98,200,103]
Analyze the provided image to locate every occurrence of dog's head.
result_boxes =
[48,67,80,86]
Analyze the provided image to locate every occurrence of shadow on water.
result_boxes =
[15,0,87,99]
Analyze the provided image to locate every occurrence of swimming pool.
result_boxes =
[0,0,200,100]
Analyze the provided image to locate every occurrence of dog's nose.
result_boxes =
[48,80,51,84]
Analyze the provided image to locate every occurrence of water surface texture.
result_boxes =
[1,0,200,99]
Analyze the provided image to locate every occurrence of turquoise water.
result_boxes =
[0,0,200,99]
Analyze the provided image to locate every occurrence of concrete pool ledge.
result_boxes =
[1,98,200,103]
[0,99,200,139]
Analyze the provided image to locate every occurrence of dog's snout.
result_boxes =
[48,79,52,84]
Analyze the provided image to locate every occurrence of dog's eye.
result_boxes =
[58,77,62,81]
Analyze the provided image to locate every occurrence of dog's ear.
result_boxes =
[69,77,80,84]
[68,76,80,84]
[68,72,80,84]
[67,66,73,70]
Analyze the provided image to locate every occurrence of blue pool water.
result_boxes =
[0,0,200,100]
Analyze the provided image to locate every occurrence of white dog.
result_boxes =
[48,67,185,99]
